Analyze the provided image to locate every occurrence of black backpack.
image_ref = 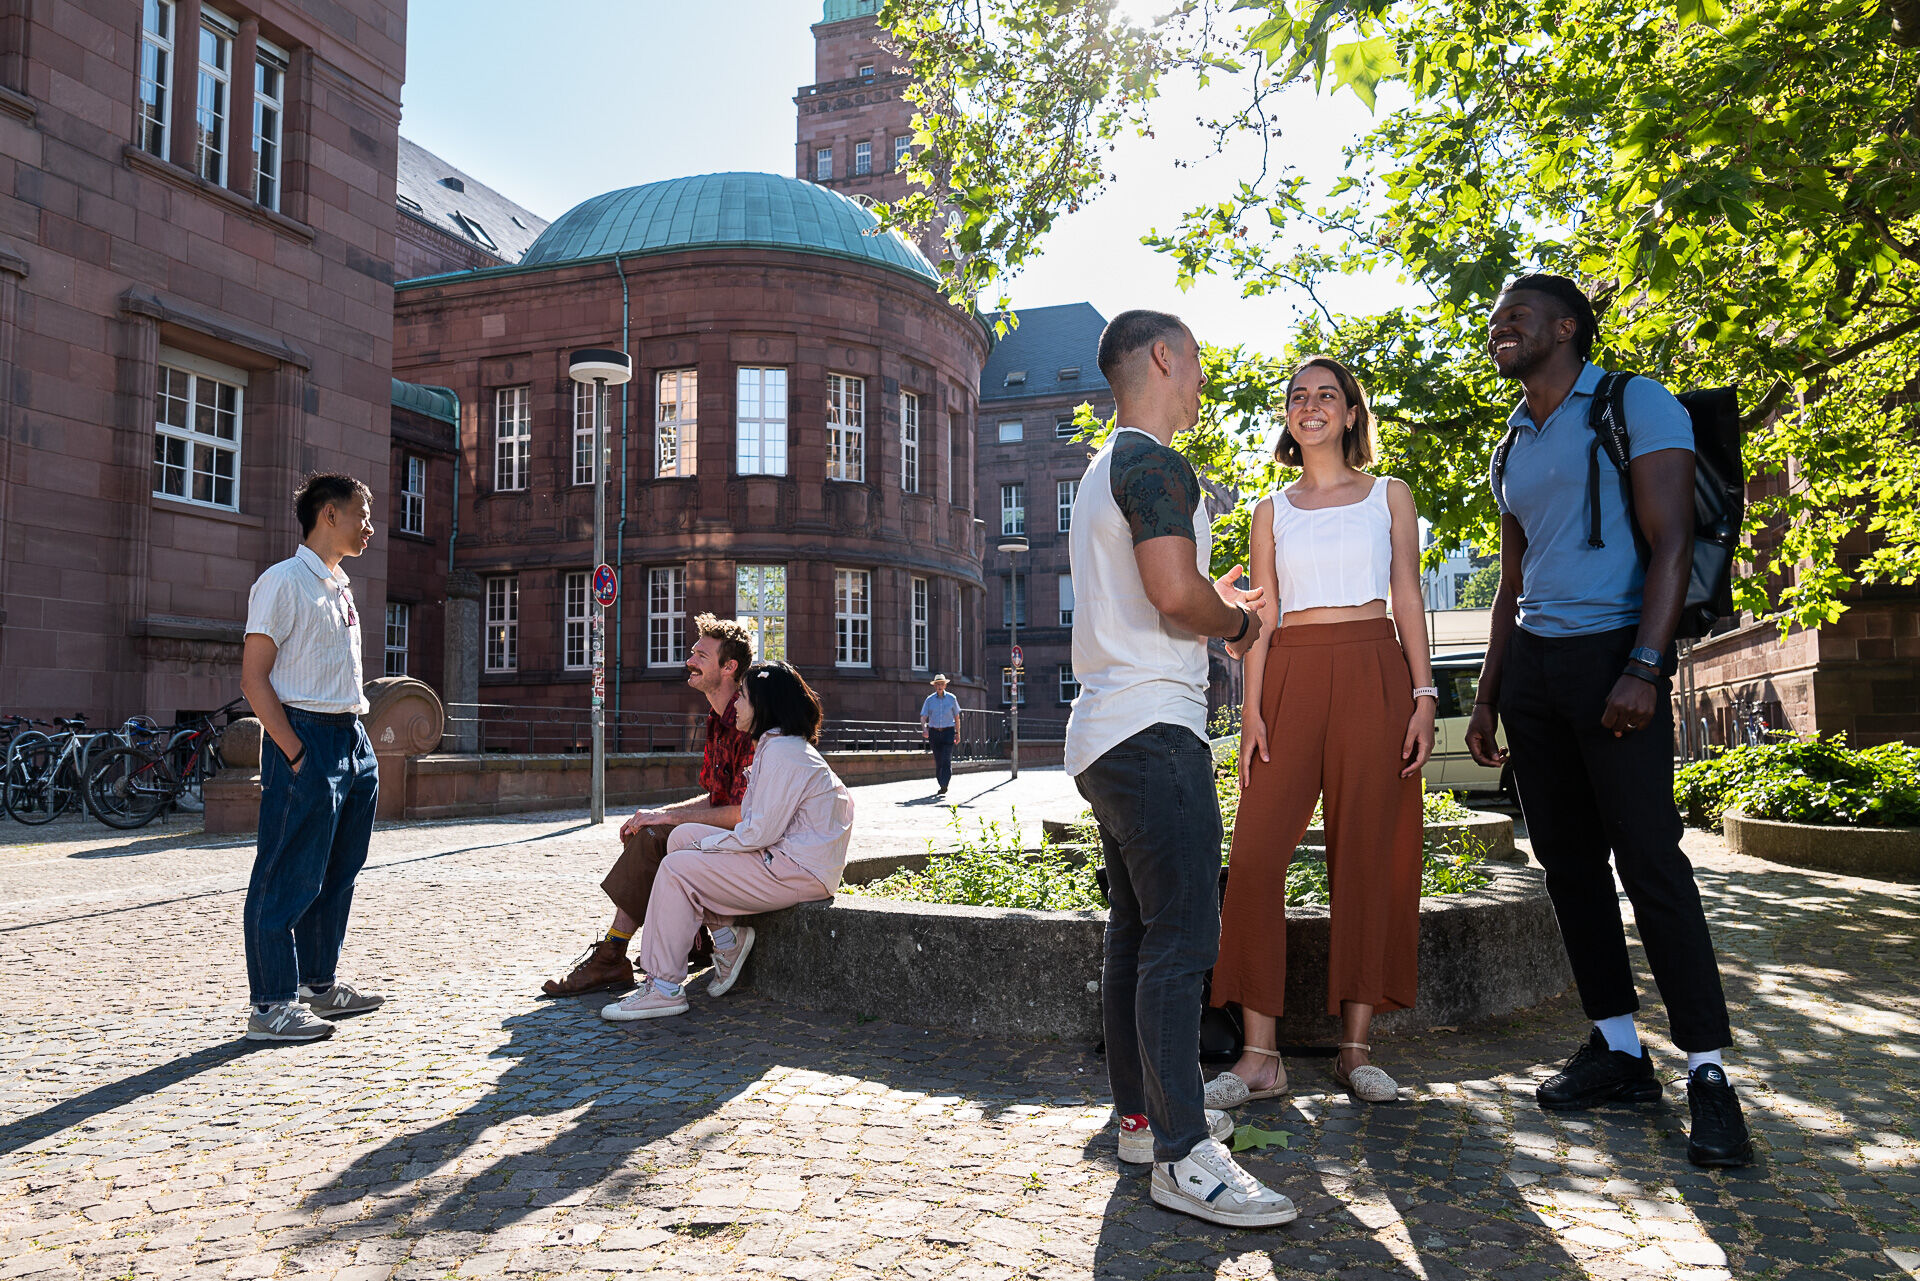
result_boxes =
[1492,372,1744,639]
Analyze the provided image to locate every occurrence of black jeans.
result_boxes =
[1074,722,1222,1163]
[1499,626,1732,1051]
[928,726,955,790]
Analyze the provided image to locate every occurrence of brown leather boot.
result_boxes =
[540,937,635,997]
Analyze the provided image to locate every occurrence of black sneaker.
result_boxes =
[1686,1064,1754,1168]
[1536,1028,1662,1111]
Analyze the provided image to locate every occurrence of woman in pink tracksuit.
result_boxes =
[601,661,855,1022]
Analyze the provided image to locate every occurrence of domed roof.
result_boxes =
[519,172,939,285]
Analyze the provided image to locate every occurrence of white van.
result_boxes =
[1427,650,1511,800]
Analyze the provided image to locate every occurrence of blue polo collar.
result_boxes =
[1507,361,1605,433]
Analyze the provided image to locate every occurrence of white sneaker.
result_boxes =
[245,1001,334,1043]
[298,980,385,1018]
[1117,1108,1234,1164]
[1150,1138,1298,1228]
[600,982,690,1021]
[706,927,755,998]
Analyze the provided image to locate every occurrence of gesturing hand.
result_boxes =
[1214,564,1266,660]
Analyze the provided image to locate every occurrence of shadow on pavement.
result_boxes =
[0,1039,260,1157]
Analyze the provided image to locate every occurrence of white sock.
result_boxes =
[1687,1050,1724,1074]
[709,926,737,952]
[652,977,684,998]
[1594,1014,1641,1056]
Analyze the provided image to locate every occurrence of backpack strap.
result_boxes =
[1584,372,1636,549]
[1490,421,1522,513]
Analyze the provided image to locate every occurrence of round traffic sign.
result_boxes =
[591,564,618,608]
[1010,644,1024,668]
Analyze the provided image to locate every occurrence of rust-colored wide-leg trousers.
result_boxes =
[1212,618,1423,1018]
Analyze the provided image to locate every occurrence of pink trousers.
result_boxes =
[638,823,831,984]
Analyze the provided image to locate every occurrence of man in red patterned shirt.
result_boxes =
[541,614,755,996]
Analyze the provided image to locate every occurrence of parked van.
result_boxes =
[1428,650,1511,800]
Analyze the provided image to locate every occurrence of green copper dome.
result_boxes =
[821,0,880,21]
[518,172,938,286]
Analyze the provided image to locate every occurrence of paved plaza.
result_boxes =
[2,766,1918,1281]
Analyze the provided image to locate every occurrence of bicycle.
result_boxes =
[3,716,117,825]
[84,698,244,830]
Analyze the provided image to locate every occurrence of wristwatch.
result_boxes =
[1628,645,1663,671]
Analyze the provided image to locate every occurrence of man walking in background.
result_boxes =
[1067,309,1291,1227]
[919,674,960,796]
[239,473,385,1043]
[541,614,755,997]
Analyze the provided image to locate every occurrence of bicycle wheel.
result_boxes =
[4,733,65,825]
[84,746,178,829]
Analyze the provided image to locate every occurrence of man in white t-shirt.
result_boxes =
[1065,310,1291,1229]
[237,473,385,1043]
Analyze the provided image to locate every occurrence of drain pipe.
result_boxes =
[613,256,632,744]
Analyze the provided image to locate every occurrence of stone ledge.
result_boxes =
[737,863,1570,1045]
[1723,811,1920,880]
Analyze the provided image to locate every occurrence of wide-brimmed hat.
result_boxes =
[929,674,950,685]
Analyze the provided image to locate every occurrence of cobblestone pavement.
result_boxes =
[3,768,1917,1280]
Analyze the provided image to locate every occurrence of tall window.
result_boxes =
[152,353,244,511]
[815,147,833,180]
[835,568,870,667]
[900,391,920,493]
[911,576,930,670]
[137,0,173,159]
[384,603,409,677]
[495,387,529,491]
[826,372,864,481]
[1057,478,1078,532]
[1058,574,1075,626]
[1059,663,1081,703]
[736,564,788,662]
[253,46,287,209]
[998,419,1024,443]
[737,367,788,475]
[1001,482,1025,537]
[647,567,685,668]
[893,135,910,170]
[1001,573,1027,627]
[400,455,425,535]
[656,368,698,478]
[854,140,872,175]
[194,12,233,185]
[563,571,590,671]
[572,382,599,485]
[485,576,518,672]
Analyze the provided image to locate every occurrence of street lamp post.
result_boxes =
[568,347,632,826]
[998,534,1028,779]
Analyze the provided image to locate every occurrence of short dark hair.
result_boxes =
[1499,272,1598,360]
[742,661,824,744]
[295,472,372,537]
[694,613,753,679]
[1276,356,1376,468]
[1096,309,1190,386]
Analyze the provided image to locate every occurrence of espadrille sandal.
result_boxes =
[1204,1046,1289,1108]
[1332,1042,1399,1104]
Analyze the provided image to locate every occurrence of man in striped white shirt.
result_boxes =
[238,473,385,1043]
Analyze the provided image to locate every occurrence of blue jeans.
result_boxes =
[1074,722,1222,1163]
[244,709,379,1006]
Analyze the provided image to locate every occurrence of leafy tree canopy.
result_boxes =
[880,0,1920,627]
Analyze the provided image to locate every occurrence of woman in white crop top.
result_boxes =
[1205,356,1438,1108]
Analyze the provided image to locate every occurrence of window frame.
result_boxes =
[252,43,287,210]
[1057,478,1078,532]
[834,568,871,668]
[736,366,788,476]
[655,367,698,479]
[1059,663,1080,704]
[1055,417,1078,440]
[400,454,425,535]
[571,381,599,486]
[911,575,930,671]
[484,576,518,673]
[1000,572,1027,627]
[825,372,865,482]
[1002,667,1027,706]
[563,570,591,671]
[383,601,409,678]
[494,386,530,491]
[647,566,686,669]
[151,347,246,513]
[997,419,1024,443]
[815,147,833,180]
[900,390,920,493]
[735,563,788,663]
[194,9,234,186]
[1000,482,1025,537]
[893,134,910,171]
[1058,573,1075,627]
[853,139,872,175]
[137,0,174,160]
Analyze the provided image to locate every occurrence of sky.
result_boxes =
[400,0,1417,357]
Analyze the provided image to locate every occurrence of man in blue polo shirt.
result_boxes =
[1465,274,1751,1168]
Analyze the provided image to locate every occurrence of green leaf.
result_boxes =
[1330,35,1401,110]
[1675,0,1725,26]
[1232,1125,1293,1152]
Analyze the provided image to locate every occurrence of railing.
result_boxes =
[443,702,1068,761]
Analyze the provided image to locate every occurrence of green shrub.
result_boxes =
[1674,736,1920,829]
[847,808,1105,911]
